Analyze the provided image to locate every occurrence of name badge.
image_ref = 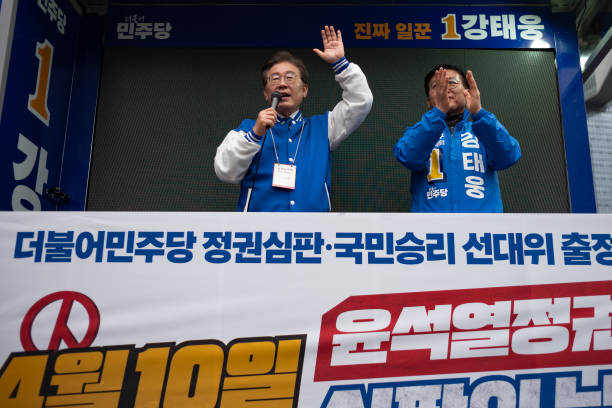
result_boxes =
[272,163,296,190]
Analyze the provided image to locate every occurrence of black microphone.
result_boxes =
[266,91,283,130]
[270,91,282,110]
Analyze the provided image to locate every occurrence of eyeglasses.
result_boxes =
[447,78,461,89]
[268,71,299,85]
[430,78,462,91]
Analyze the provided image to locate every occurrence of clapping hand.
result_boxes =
[464,70,482,115]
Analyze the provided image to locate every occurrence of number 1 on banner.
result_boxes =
[441,14,461,40]
[28,39,54,126]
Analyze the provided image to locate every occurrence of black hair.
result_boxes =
[261,51,309,87]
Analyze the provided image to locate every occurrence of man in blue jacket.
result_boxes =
[394,64,521,212]
[214,26,373,212]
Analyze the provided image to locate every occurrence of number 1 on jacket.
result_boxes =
[427,148,444,182]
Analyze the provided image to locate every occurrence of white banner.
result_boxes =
[1,212,612,407]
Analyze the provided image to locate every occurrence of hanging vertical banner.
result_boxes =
[1,212,612,407]
[0,0,79,210]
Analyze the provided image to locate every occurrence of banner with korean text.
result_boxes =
[104,5,554,49]
[1,212,611,407]
[0,0,79,211]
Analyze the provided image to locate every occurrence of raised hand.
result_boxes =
[430,67,451,114]
[464,70,482,115]
[313,25,345,63]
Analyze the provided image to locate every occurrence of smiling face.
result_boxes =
[427,69,467,116]
[263,61,308,117]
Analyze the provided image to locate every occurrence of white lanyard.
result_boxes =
[269,121,306,165]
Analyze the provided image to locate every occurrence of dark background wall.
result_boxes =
[87,47,569,212]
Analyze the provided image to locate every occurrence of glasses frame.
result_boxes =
[447,78,462,90]
[429,77,463,92]
[267,71,299,85]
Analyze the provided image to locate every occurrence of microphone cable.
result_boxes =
[246,91,282,212]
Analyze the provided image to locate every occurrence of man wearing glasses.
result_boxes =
[214,26,373,212]
[394,64,521,212]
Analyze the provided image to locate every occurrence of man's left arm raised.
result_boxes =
[313,25,373,151]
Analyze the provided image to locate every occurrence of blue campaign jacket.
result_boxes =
[214,61,373,212]
[394,107,521,212]
[236,113,332,212]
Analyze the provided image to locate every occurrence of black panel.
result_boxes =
[88,47,569,212]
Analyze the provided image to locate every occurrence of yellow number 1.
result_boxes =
[441,14,461,40]
[28,39,54,126]
[428,148,444,182]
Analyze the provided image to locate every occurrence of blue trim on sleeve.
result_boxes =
[331,57,349,74]
[244,128,263,143]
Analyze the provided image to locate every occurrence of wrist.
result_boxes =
[431,106,447,118]
[251,125,265,138]
[331,56,349,74]
[434,105,448,115]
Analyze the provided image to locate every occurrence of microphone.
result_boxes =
[270,91,282,110]
[266,91,283,130]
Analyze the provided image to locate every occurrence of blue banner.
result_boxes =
[104,5,554,49]
[0,0,79,210]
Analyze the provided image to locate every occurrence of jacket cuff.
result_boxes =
[471,108,488,121]
[331,57,349,74]
[244,128,263,143]
[429,106,447,119]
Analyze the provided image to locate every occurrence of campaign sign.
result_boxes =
[0,0,79,210]
[1,212,611,407]
[105,5,554,49]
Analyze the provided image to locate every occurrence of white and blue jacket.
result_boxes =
[394,107,521,212]
[214,61,372,212]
